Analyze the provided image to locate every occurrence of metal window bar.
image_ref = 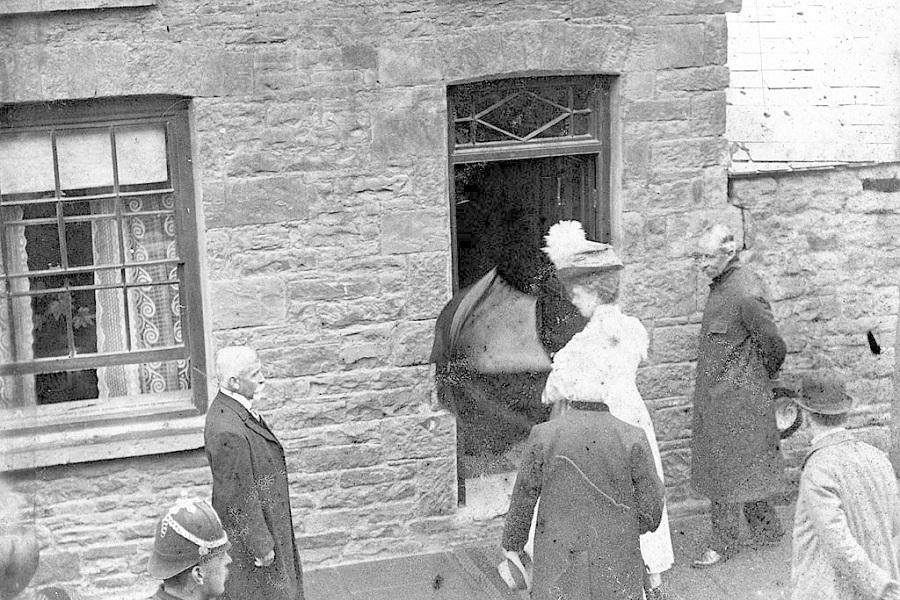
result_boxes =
[163,121,181,258]
[2,257,181,280]
[3,277,182,298]
[110,125,133,353]
[4,209,177,227]
[0,187,176,207]
[0,345,188,377]
[48,130,78,358]
[452,83,597,149]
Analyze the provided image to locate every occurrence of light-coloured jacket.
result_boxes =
[792,430,900,600]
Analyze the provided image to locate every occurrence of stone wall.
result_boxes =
[730,164,900,482]
[0,0,743,597]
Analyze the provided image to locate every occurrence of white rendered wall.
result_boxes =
[727,1,900,173]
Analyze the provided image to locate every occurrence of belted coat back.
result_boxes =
[502,405,664,600]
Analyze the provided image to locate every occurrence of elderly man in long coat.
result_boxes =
[791,374,900,600]
[205,346,305,600]
[691,224,787,568]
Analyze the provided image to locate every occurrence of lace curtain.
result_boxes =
[0,206,35,408]
[93,195,189,397]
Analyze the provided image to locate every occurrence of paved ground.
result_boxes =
[306,504,795,600]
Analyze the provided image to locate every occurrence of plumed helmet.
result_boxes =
[0,527,40,600]
[147,498,230,580]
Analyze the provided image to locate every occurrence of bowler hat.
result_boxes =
[795,374,853,415]
[148,498,230,580]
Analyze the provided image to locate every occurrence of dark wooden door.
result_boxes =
[454,154,600,289]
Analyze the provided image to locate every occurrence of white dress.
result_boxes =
[541,303,675,574]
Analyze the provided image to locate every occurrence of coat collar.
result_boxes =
[569,401,610,412]
[710,258,741,289]
[213,392,279,444]
[802,429,855,469]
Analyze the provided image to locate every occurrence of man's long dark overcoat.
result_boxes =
[205,392,305,600]
[690,262,787,502]
[502,405,664,600]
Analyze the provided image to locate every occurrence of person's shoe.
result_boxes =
[691,547,727,568]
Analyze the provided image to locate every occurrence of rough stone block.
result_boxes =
[259,343,342,378]
[339,464,417,488]
[405,253,451,318]
[377,42,442,86]
[341,44,377,69]
[650,324,701,363]
[660,447,692,485]
[656,65,729,91]
[319,479,417,509]
[381,212,447,255]
[279,420,382,449]
[389,320,436,367]
[690,91,727,136]
[31,551,82,585]
[652,138,728,171]
[306,365,431,396]
[621,260,697,319]
[414,457,457,516]
[209,176,315,228]
[557,24,634,71]
[637,363,696,401]
[299,444,383,473]
[653,405,693,442]
[313,295,405,329]
[287,277,381,302]
[626,25,706,70]
[297,530,352,550]
[704,15,729,65]
[625,99,691,121]
[381,413,456,461]
[209,277,286,330]
[622,71,656,101]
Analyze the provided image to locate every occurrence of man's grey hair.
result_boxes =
[215,346,258,384]
[701,223,739,255]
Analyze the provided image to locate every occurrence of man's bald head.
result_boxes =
[216,346,259,386]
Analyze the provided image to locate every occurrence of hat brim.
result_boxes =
[793,393,854,415]
[147,541,231,580]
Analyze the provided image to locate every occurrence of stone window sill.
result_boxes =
[0,0,155,15]
[0,391,205,472]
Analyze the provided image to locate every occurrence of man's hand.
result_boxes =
[254,549,275,567]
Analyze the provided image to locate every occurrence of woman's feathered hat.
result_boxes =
[542,220,623,277]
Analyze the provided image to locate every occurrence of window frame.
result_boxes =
[0,96,208,472]
[447,74,613,292]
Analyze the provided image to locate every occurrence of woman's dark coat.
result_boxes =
[502,405,664,600]
[690,262,787,502]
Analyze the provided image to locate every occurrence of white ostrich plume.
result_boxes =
[543,220,588,266]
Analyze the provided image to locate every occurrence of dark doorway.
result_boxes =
[448,153,600,486]
[455,154,601,290]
